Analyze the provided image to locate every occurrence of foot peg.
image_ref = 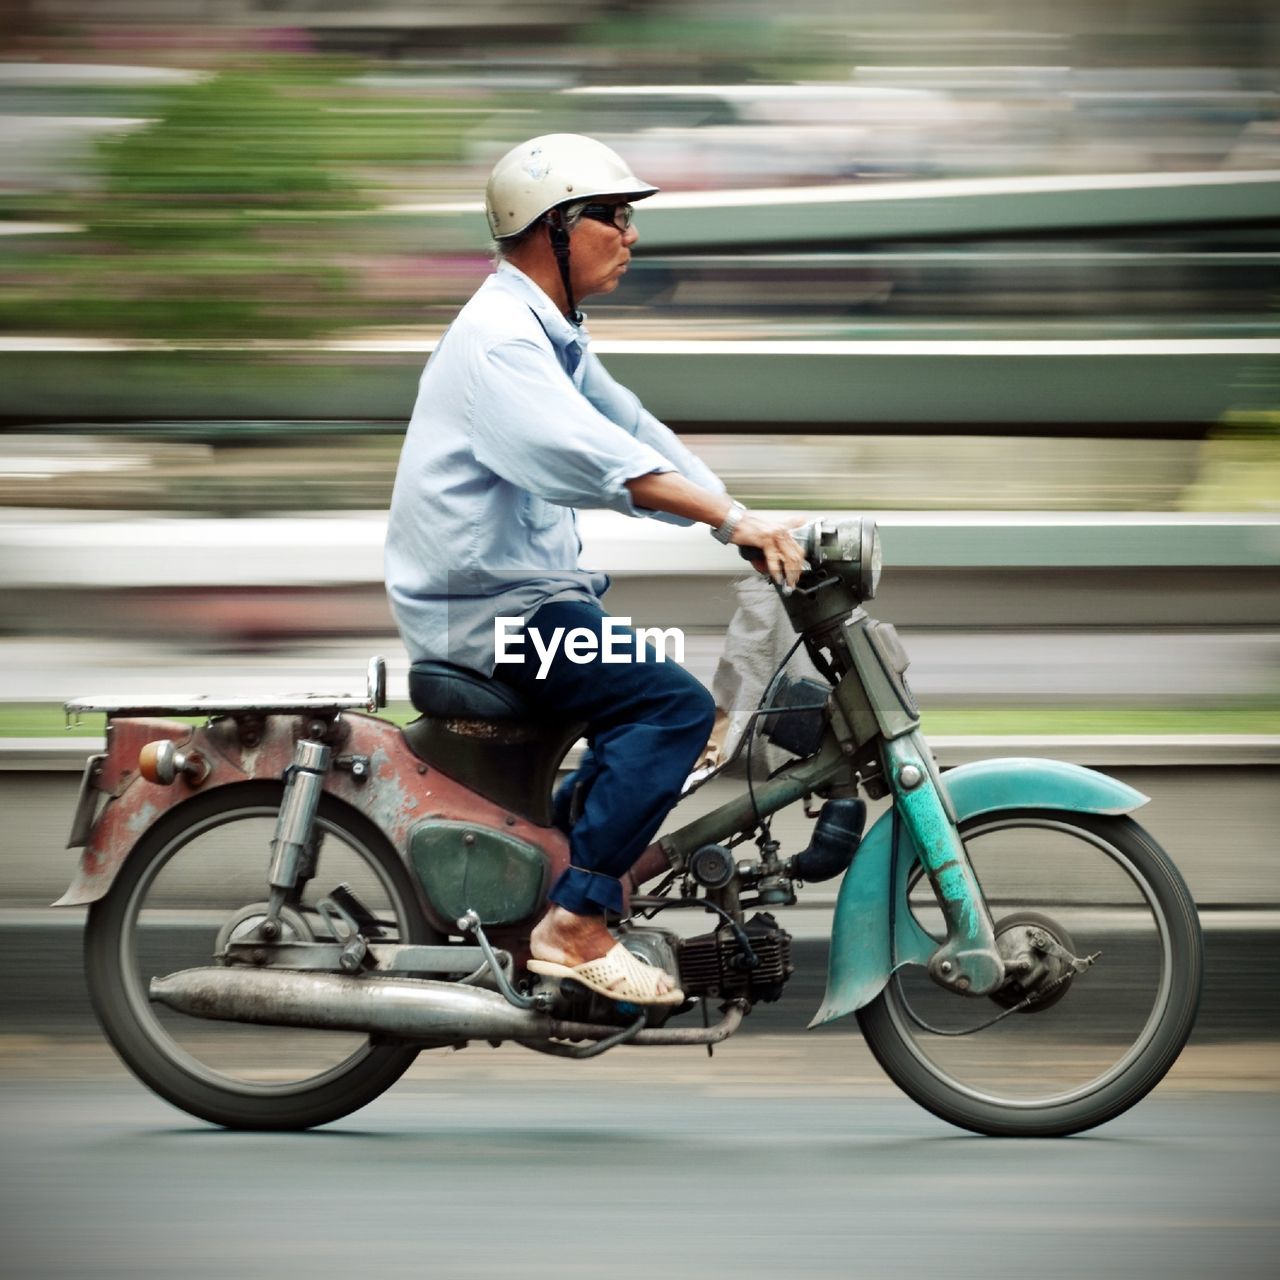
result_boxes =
[317,896,371,973]
[328,883,386,939]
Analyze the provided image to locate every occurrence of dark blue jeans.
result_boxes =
[491,600,716,916]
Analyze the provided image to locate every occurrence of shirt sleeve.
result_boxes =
[579,349,727,526]
[468,338,674,517]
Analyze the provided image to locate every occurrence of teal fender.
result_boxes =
[809,757,1149,1027]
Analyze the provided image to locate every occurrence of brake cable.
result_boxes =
[743,631,808,838]
[892,966,1086,1037]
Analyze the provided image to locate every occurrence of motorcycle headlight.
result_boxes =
[809,517,882,602]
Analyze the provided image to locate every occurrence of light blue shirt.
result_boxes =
[385,261,725,674]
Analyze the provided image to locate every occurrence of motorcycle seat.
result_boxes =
[404,662,585,825]
[408,661,536,722]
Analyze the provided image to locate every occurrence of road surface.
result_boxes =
[1,1041,1276,1280]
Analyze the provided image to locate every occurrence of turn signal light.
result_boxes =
[139,740,209,787]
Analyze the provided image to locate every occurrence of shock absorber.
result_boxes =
[261,740,331,937]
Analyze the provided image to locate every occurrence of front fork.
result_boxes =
[826,607,1005,997]
[883,731,1004,996]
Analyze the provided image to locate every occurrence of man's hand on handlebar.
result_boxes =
[619,472,808,590]
[731,512,808,591]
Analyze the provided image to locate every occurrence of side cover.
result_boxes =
[410,820,549,927]
[809,757,1149,1026]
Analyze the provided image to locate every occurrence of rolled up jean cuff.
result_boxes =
[548,865,624,917]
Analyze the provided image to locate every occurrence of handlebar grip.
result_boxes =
[738,524,813,563]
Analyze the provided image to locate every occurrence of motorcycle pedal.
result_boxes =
[557,979,646,1020]
[328,883,386,939]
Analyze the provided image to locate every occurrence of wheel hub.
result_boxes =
[989,910,1082,1012]
[214,903,313,958]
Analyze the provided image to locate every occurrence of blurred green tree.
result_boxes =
[0,61,471,339]
[88,67,360,337]
[95,70,358,245]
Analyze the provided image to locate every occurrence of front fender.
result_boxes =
[809,757,1148,1027]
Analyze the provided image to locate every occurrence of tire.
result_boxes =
[856,809,1203,1137]
[85,782,435,1130]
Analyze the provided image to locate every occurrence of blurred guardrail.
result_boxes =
[2,510,1278,637]
[4,171,1277,425]
[4,335,1276,427]
[400,169,1280,252]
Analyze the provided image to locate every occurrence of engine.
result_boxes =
[677,912,795,1004]
[557,914,795,1027]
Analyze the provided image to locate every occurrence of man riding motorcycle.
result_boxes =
[385,133,805,1005]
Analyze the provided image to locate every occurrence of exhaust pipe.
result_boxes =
[150,966,748,1047]
[150,967,553,1044]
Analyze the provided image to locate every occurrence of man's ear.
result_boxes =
[545,209,572,256]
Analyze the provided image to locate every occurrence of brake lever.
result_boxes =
[791,571,840,599]
[736,544,819,597]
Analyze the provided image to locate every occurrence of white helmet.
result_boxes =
[485,133,659,240]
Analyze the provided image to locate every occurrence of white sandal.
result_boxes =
[528,941,684,1006]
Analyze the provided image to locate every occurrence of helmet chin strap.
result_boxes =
[545,211,583,325]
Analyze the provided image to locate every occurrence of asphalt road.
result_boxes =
[1,1059,1277,1280]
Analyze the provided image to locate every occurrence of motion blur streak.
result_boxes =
[0,6,1277,1275]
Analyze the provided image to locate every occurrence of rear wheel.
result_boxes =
[856,810,1203,1137]
[85,782,434,1130]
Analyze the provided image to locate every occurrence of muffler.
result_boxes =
[150,967,553,1044]
[150,966,748,1048]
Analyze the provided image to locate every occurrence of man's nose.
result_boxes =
[622,222,639,247]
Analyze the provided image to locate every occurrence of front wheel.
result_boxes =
[856,810,1203,1137]
[85,782,436,1130]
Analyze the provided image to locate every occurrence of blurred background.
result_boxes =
[0,11,1278,1270]
[2,0,1278,719]
[0,0,1277,888]
[0,0,1274,860]
[0,0,1274,957]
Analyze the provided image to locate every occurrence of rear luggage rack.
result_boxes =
[64,659,388,725]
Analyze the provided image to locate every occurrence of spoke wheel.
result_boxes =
[85,782,435,1130]
[856,810,1203,1137]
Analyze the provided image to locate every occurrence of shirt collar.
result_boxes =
[494,260,588,352]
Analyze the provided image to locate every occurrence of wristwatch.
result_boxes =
[711,499,747,545]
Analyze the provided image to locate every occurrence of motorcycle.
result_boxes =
[60,518,1203,1137]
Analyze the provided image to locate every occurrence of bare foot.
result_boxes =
[530,906,676,996]
[529,905,614,967]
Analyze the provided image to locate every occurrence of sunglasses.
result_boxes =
[576,202,635,232]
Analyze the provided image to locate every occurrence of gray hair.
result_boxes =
[491,200,588,261]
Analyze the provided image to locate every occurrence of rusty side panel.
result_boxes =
[56,718,200,906]
[330,714,572,942]
[55,711,574,932]
[56,714,297,907]
[98,719,193,794]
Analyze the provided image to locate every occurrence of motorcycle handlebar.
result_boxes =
[736,522,815,563]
